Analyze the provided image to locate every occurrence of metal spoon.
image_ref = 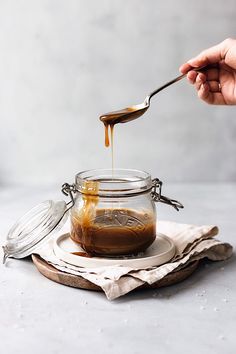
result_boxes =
[100,66,207,124]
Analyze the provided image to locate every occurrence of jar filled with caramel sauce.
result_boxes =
[2,168,183,263]
[70,169,157,256]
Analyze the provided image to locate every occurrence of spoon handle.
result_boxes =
[146,65,209,103]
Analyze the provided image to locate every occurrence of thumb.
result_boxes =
[187,39,232,67]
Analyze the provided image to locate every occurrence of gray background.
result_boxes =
[0,0,235,186]
[1,4,236,354]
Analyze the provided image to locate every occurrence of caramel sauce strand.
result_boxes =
[110,124,114,174]
[104,123,110,147]
[79,180,99,251]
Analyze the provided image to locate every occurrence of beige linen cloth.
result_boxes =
[36,221,233,300]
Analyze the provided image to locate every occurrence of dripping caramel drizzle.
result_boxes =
[102,121,115,174]
[104,123,110,147]
[110,124,114,173]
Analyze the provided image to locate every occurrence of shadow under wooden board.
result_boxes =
[32,254,199,292]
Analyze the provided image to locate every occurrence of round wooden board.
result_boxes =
[32,254,199,292]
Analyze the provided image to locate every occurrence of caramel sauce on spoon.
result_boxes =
[100,104,148,147]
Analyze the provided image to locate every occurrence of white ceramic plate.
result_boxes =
[53,233,175,268]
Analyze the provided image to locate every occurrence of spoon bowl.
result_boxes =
[100,103,149,125]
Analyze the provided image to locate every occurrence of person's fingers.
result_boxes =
[194,73,206,90]
[179,38,236,105]
[187,71,206,85]
[208,80,221,92]
[188,43,224,68]
[205,68,219,81]
[225,40,236,69]
[186,71,198,83]
[198,83,210,101]
[198,83,226,105]
[179,63,192,74]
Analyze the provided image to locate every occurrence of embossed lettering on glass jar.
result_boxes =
[70,169,157,256]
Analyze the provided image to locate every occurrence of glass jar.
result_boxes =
[2,168,183,263]
[68,169,181,256]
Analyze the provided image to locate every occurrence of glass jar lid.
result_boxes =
[3,200,68,263]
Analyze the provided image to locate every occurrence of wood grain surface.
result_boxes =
[32,254,199,292]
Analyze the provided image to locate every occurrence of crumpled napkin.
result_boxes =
[36,221,233,300]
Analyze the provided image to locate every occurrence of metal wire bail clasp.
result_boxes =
[151,178,184,211]
[61,183,77,212]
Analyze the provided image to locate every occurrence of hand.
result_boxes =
[179,38,236,105]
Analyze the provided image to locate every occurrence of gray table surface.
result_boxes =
[0,183,235,354]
